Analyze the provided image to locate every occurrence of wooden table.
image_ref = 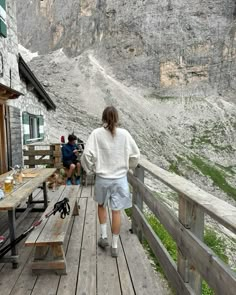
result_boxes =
[0,168,56,267]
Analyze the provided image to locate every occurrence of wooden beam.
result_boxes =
[24,159,54,166]
[132,205,194,295]
[23,150,53,156]
[138,158,236,234]
[178,195,204,294]
[128,174,236,295]
[132,165,144,242]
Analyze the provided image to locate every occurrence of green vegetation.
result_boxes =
[191,133,235,152]
[215,164,236,175]
[138,212,230,294]
[169,160,182,176]
[125,208,132,218]
[189,155,236,201]
[204,228,228,264]
[168,154,236,201]
[189,120,236,152]
[168,155,186,176]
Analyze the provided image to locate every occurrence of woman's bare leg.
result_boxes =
[98,204,107,224]
[111,210,121,235]
[97,204,109,246]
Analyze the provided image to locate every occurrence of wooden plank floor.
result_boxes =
[0,184,170,295]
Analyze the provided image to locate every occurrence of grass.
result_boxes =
[189,155,236,201]
[169,160,182,176]
[189,120,236,152]
[168,154,236,201]
[125,208,132,218]
[168,155,185,176]
[215,164,236,175]
[191,134,235,152]
[135,212,230,294]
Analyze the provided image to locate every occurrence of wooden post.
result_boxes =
[53,144,61,168]
[178,194,204,294]
[28,145,35,168]
[43,181,48,210]
[50,145,55,168]
[132,165,144,242]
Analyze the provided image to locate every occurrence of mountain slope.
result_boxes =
[17,0,236,98]
[23,48,236,206]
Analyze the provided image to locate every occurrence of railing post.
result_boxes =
[53,144,61,168]
[132,165,144,242]
[28,145,35,168]
[50,145,55,168]
[178,194,204,294]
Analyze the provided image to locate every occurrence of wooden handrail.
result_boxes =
[128,157,236,295]
[138,157,236,234]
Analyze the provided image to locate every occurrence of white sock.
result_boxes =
[112,234,119,248]
[100,223,107,239]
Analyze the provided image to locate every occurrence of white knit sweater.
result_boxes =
[81,127,140,179]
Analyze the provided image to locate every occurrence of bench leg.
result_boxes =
[31,245,67,275]
[34,245,49,259]
[52,245,67,275]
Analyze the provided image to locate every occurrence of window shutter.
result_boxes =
[38,115,44,140]
[0,0,7,38]
[22,112,30,144]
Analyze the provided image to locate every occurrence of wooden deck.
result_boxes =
[0,184,170,295]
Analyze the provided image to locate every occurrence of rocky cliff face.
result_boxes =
[17,0,236,97]
[16,1,236,208]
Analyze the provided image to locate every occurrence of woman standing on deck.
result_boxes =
[81,106,140,257]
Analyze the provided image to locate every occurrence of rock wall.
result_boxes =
[16,0,236,97]
[96,0,236,96]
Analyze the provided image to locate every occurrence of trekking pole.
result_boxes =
[0,198,70,259]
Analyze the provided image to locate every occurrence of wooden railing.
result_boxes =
[23,144,62,168]
[128,157,236,295]
[23,145,236,293]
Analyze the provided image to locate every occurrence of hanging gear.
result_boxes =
[53,197,70,219]
[0,198,70,259]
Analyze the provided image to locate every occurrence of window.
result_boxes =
[22,112,44,144]
[0,0,7,38]
[29,115,40,139]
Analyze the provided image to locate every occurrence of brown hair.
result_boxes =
[68,134,77,142]
[102,106,119,136]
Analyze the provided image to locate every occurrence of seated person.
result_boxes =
[61,134,81,185]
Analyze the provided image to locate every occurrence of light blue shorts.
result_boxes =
[94,175,132,210]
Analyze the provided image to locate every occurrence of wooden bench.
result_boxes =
[25,185,80,274]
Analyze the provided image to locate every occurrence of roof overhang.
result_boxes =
[0,82,23,100]
[18,54,56,111]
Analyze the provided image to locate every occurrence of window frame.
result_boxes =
[22,112,44,144]
[0,0,7,38]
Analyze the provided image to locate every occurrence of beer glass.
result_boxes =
[4,179,13,194]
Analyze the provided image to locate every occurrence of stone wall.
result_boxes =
[7,81,52,145]
[0,0,53,171]
[0,0,21,91]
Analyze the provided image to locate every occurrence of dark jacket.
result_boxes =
[62,143,78,162]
